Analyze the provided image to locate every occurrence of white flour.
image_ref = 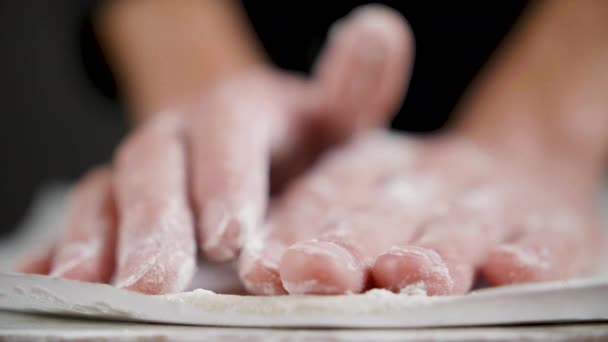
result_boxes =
[163,286,436,316]
[400,281,428,296]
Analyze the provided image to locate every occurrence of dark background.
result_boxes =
[0,1,528,237]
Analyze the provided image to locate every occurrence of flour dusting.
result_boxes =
[282,280,340,295]
[400,281,428,296]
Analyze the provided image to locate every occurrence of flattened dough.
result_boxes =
[1,272,607,328]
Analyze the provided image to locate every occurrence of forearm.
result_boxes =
[456,0,608,173]
[96,0,267,123]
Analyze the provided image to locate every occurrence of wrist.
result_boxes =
[455,72,605,191]
[96,0,268,124]
[453,0,608,185]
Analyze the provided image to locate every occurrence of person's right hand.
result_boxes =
[17,6,414,294]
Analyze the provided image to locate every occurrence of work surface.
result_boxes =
[2,311,607,342]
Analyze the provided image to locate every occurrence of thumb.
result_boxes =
[313,4,415,139]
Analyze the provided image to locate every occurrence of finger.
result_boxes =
[482,211,600,285]
[240,135,429,295]
[189,88,272,261]
[113,115,196,294]
[15,245,54,275]
[372,187,515,295]
[49,167,117,283]
[238,171,343,295]
[278,204,422,295]
[237,231,288,295]
[314,4,414,137]
[373,216,496,296]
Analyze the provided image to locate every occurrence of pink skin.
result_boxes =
[15,169,115,281]
[111,116,197,294]
[18,5,603,296]
[15,247,54,275]
[240,132,604,296]
[314,5,413,140]
[483,209,604,285]
[16,5,412,294]
[49,167,117,283]
[187,76,273,262]
[239,4,606,297]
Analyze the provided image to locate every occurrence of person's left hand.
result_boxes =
[16,5,415,294]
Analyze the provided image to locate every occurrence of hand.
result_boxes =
[238,129,604,295]
[16,6,414,294]
[238,0,608,296]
